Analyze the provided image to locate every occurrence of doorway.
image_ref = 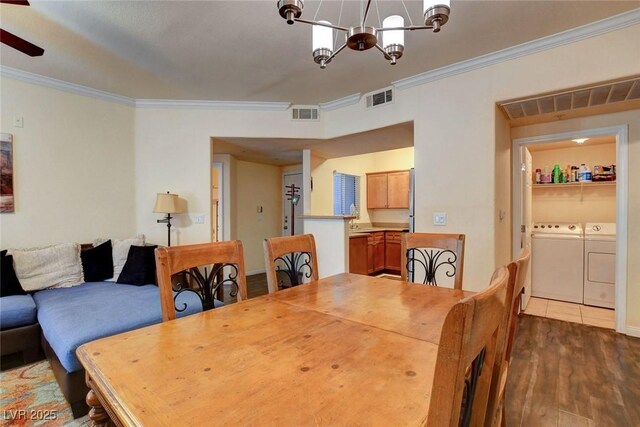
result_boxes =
[512,125,628,333]
[212,162,223,242]
[282,172,303,236]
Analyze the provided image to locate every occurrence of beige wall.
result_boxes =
[495,106,513,267]
[235,160,281,273]
[322,24,639,300]
[310,147,414,224]
[0,77,135,248]
[531,143,616,224]
[134,108,323,246]
[511,109,640,331]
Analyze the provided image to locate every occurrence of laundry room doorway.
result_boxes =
[512,125,628,334]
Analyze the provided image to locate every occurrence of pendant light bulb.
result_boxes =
[312,21,333,68]
[383,15,404,49]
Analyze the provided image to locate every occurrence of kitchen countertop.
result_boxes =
[349,226,409,237]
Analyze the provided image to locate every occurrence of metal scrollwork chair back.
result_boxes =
[401,233,466,290]
[263,234,319,294]
[155,241,248,322]
[485,248,531,427]
[426,266,509,427]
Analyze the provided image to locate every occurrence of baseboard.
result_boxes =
[246,269,266,276]
[624,325,640,338]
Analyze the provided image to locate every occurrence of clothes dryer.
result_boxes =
[531,223,583,303]
[584,223,616,309]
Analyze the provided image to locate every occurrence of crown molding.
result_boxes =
[0,65,135,106]
[393,8,640,91]
[319,93,362,111]
[135,99,291,111]
[0,66,290,111]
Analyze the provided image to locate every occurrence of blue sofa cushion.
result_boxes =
[0,294,37,330]
[33,281,204,373]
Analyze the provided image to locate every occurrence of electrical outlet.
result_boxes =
[433,212,447,226]
[193,214,205,224]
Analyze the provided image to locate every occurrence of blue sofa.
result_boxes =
[0,294,41,364]
[9,280,205,417]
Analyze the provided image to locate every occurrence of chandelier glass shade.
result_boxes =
[277,0,451,68]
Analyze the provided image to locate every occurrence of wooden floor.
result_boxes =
[506,314,640,427]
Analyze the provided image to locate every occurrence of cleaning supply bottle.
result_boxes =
[553,164,560,184]
[535,168,541,184]
[578,164,592,182]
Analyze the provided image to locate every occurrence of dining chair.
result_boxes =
[263,234,319,294]
[427,265,509,427]
[155,241,248,322]
[484,248,531,427]
[401,233,466,289]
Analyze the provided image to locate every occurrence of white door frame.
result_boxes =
[512,125,628,334]
[212,162,224,242]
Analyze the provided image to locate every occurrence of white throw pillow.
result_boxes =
[94,235,145,281]
[11,243,84,291]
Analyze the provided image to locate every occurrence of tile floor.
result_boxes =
[523,297,615,329]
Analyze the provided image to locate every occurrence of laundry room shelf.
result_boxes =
[533,181,616,189]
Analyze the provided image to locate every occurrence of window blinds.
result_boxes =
[333,172,360,216]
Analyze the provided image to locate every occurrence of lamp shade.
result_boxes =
[423,0,450,13]
[312,21,333,52]
[383,15,404,48]
[153,192,181,214]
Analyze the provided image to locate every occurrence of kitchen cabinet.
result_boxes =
[384,231,402,272]
[367,232,385,274]
[366,170,410,209]
[349,235,368,275]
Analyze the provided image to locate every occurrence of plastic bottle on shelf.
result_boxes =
[571,166,579,182]
[578,164,592,182]
[535,168,541,184]
[542,165,551,183]
[553,164,560,184]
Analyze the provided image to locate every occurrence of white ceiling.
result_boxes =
[1,1,638,105]
[213,121,414,165]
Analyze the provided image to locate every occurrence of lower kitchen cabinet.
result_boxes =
[349,235,368,275]
[349,230,403,276]
[385,231,402,272]
[367,232,385,274]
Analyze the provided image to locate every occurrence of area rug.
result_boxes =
[0,361,89,426]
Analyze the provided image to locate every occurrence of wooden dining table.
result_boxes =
[77,273,472,426]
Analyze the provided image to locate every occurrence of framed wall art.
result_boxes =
[1,133,14,213]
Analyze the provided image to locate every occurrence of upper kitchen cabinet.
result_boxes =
[366,170,410,209]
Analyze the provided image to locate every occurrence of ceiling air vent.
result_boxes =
[291,106,319,121]
[366,87,393,109]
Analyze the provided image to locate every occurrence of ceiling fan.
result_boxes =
[0,0,44,57]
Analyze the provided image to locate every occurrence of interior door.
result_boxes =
[282,173,304,236]
[520,146,533,309]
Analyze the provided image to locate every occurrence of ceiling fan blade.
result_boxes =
[0,29,44,56]
[0,1,30,5]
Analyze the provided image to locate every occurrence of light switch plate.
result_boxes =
[433,212,447,226]
[193,214,205,224]
[14,116,23,128]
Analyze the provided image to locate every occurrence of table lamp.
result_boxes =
[154,192,181,246]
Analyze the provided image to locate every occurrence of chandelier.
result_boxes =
[277,0,451,68]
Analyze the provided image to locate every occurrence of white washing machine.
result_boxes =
[531,222,584,303]
[584,223,616,309]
